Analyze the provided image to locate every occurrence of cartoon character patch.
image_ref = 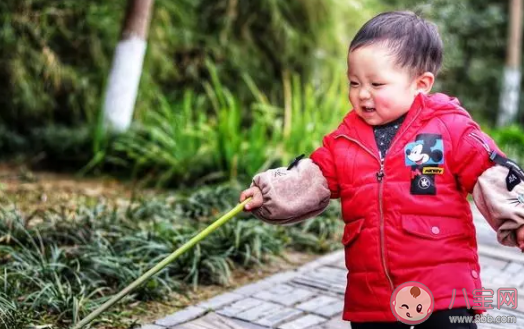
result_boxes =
[405,134,444,195]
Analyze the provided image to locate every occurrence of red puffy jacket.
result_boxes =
[310,92,503,322]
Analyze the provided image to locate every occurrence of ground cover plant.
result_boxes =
[0,181,342,329]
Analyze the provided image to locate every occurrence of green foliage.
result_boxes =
[0,0,124,131]
[93,64,349,188]
[142,0,379,104]
[0,183,341,328]
[0,124,93,170]
[0,0,386,180]
[0,293,30,329]
[1,0,381,134]
[485,124,524,163]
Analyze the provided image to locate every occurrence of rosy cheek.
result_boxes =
[373,93,392,109]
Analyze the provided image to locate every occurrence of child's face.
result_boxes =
[347,43,426,126]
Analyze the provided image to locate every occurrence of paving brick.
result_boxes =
[329,261,347,270]
[233,301,282,322]
[154,306,206,327]
[504,262,524,274]
[264,271,301,285]
[319,316,348,329]
[254,308,304,327]
[229,318,270,329]
[481,267,503,283]
[478,244,524,264]
[197,292,244,310]
[171,312,251,329]
[296,296,340,312]
[479,255,510,270]
[297,250,344,273]
[314,300,344,317]
[292,276,346,295]
[308,267,347,284]
[492,271,515,285]
[232,281,272,296]
[216,298,264,317]
[292,277,332,292]
[292,267,347,296]
[278,314,327,329]
[510,274,524,288]
[253,284,315,306]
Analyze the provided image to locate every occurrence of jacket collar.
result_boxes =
[334,93,427,157]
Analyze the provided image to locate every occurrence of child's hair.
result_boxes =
[349,11,443,78]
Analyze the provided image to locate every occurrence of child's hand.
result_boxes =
[239,186,263,211]
[517,226,524,252]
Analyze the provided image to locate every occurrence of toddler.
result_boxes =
[240,11,524,329]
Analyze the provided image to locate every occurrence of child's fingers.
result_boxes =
[239,188,255,202]
[238,189,249,202]
[248,188,263,210]
[239,187,262,211]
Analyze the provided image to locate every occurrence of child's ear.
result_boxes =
[415,72,435,94]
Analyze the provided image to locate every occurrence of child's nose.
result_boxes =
[359,87,371,100]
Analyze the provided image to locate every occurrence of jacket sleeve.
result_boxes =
[250,158,331,225]
[472,165,524,247]
[309,133,341,199]
[450,119,504,194]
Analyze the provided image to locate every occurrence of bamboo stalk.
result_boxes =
[72,197,252,329]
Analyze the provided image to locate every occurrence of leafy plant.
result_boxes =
[0,292,30,329]
[98,62,350,189]
[1,0,381,134]
[0,182,342,328]
[486,124,524,163]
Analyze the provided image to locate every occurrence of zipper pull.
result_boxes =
[377,158,385,181]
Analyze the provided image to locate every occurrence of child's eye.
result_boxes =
[372,83,384,87]
[349,81,359,87]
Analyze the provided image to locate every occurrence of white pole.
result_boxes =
[102,0,155,132]
[498,0,523,127]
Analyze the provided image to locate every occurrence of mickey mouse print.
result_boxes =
[405,134,444,195]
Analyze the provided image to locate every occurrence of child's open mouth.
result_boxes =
[363,106,376,113]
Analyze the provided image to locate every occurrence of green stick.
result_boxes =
[72,197,252,329]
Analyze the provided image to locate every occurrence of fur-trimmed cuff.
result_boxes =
[473,164,524,247]
[250,158,331,225]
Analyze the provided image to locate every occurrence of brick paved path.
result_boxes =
[139,203,524,329]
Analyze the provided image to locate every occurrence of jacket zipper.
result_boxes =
[335,106,424,293]
[335,134,394,292]
[377,155,390,292]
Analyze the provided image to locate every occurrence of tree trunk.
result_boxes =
[102,0,155,132]
[498,0,523,127]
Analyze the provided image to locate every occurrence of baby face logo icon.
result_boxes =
[390,281,434,325]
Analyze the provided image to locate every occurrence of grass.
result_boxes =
[0,180,342,329]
